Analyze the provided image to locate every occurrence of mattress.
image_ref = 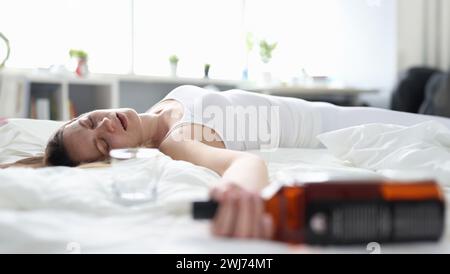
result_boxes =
[1,119,449,253]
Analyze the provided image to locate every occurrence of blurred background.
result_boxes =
[0,0,449,121]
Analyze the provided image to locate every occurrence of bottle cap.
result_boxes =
[192,200,219,220]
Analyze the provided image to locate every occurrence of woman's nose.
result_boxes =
[98,117,115,133]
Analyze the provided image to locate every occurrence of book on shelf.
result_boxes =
[36,98,50,120]
[50,97,58,120]
[30,97,37,119]
[69,99,78,119]
[30,97,51,120]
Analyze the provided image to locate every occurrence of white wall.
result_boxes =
[397,0,450,72]
[397,0,425,73]
[243,0,397,108]
[0,0,400,108]
[333,0,397,108]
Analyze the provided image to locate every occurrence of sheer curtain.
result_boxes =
[398,0,450,72]
[423,0,450,70]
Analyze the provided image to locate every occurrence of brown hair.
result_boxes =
[0,120,78,169]
[43,127,78,167]
[0,156,45,169]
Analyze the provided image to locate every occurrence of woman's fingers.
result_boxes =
[234,191,255,238]
[210,184,273,240]
[252,193,264,238]
[209,183,240,202]
[209,186,222,203]
[211,187,238,237]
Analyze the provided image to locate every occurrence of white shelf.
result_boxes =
[116,73,243,87]
[1,69,375,121]
[23,70,243,87]
[3,70,242,121]
[26,74,118,86]
[245,85,378,96]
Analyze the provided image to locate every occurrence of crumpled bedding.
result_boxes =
[318,121,450,185]
[1,119,450,253]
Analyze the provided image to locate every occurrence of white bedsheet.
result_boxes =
[0,148,448,254]
[1,119,450,253]
[318,121,450,185]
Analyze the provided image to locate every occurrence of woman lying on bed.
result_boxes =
[3,85,450,241]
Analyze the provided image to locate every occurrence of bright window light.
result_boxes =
[0,0,131,74]
[0,0,395,88]
[133,0,244,79]
[244,0,342,79]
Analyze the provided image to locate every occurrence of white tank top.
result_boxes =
[163,85,322,151]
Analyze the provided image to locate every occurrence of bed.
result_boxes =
[0,118,449,253]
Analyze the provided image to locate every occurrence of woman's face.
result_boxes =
[62,108,144,164]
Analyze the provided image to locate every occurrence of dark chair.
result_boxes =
[419,72,450,118]
[391,67,442,113]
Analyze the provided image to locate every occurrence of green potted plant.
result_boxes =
[204,63,211,79]
[169,55,179,77]
[259,39,277,64]
[69,49,89,77]
[259,39,277,85]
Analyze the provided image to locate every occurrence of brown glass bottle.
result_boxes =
[193,180,446,245]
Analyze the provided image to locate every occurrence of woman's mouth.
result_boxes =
[116,112,128,131]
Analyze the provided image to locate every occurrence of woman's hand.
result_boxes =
[209,183,274,240]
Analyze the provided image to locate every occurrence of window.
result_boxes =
[244,0,343,80]
[133,0,244,79]
[0,0,396,88]
[0,0,131,73]
[243,0,396,89]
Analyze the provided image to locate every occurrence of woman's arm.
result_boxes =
[160,129,273,239]
[220,154,269,191]
[159,132,269,191]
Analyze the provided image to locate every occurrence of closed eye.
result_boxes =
[88,117,95,129]
[79,117,95,129]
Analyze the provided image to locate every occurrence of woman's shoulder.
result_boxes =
[159,122,225,152]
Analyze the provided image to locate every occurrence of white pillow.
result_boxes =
[0,118,65,164]
[317,121,450,184]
